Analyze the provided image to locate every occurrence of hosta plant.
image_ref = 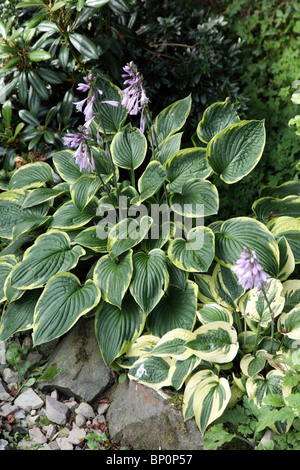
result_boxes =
[121,176,300,435]
[0,65,284,436]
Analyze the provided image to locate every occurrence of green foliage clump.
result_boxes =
[212,0,300,219]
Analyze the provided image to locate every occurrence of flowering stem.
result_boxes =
[95,104,118,191]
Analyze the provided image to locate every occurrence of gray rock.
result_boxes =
[0,439,9,451]
[14,387,44,412]
[2,368,18,385]
[0,341,6,365]
[107,379,204,451]
[38,318,113,403]
[0,380,11,402]
[29,427,48,445]
[75,413,86,428]
[67,424,86,445]
[56,437,73,450]
[45,395,70,426]
[45,424,57,440]
[0,403,18,417]
[75,402,95,419]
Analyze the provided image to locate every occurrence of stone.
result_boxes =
[14,387,44,412]
[97,402,109,415]
[0,380,11,402]
[0,403,18,417]
[0,439,9,451]
[29,427,48,445]
[107,379,204,451]
[38,318,113,403]
[56,437,73,450]
[75,402,95,419]
[75,413,86,428]
[45,424,57,440]
[0,341,6,365]
[45,395,70,426]
[67,424,86,445]
[2,368,18,385]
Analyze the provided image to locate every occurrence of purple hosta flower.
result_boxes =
[74,74,118,128]
[231,246,270,291]
[121,62,149,133]
[63,126,95,174]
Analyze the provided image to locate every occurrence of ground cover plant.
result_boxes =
[0,0,299,450]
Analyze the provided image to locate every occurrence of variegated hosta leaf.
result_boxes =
[278,306,300,340]
[7,230,85,290]
[252,195,300,223]
[183,369,217,420]
[130,249,168,315]
[183,369,231,433]
[169,355,202,390]
[22,184,69,209]
[107,216,153,258]
[237,278,285,327]
[168,226,215,273]
[52,150,89,183]
[128,355,173,390]
[197,303,233,326]
[193,273,217,304]
[268,216,300,264]
[206,120,266,184]
[131,161,167,205]
[196,97,240,144]
[282,280,300,312]
[246,370,285,407]
[0,255,18,302]
[277,237,295,281]
[33,273,101,346]
[153,94,191,145]
[211,263,245,311]
[50,199,98,230]
[240,350,267,377]
[74,226,108,253]
[95,296,146,366]
[169,178,219,217]
[8,161,53,190]
[93,250,133,309]
[111,126,147,170]
[214,217,280,277]
[259,181,300,198]
[94,74,127,133]
[237,331,257,354]
[165,148,211,193]
[156,132,182,165]
[120,334,160,369]
[0,189,50,240]
[0,289,42,342]
[193,375,231,434]
[185,321,239,364]
[70,174,102,211]
[146,281,198,337]
[232,373,247,393]
[149,328,194,360]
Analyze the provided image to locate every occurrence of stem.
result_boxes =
[95,98,118,190]
[253,324,261,356]
[144,106,168,204]
[234,309,242,335]
[261,287,275,354]
[130,168,135,188]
